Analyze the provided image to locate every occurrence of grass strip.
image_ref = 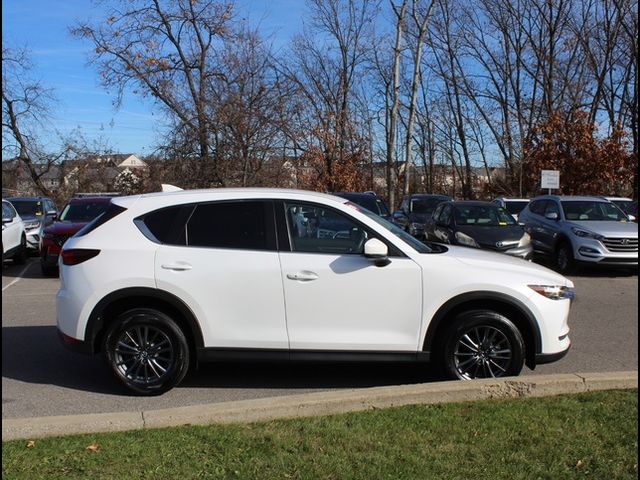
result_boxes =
[2,389,637,479]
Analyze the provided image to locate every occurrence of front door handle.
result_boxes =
[161,262,192,271]
[286,271,319,282]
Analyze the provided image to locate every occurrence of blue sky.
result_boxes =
[2,0,306,157]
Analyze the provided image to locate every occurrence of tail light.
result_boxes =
[61,249,101,265]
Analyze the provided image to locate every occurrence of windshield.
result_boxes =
[410,198,446,215]
[610,199,633,214]
[356,206,434,253]
[9,200,43,218]
[561,201,629,221]
[59,202,111,222]
[337,194,390,217]
[504,201,529,215]
[454,205,517,226]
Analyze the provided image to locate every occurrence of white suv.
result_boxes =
[57,189,575,395]
[2,199,27,264]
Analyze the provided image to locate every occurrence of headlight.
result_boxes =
[529,285,575,300]
[518,232,531,247]
[23,221,41,230]
[571,227,604,241]
[455,231,479,248]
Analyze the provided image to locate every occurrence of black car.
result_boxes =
[392,194,451,238]
[333,192,392,220]
[424,200,533,260]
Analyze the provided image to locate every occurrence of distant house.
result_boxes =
[1,154,147,198]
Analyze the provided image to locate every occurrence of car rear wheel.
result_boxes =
[103,308,190,395]
[441,310,525,380]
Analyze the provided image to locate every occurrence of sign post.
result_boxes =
[541,170,560,194]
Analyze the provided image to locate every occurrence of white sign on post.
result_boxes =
[541,170,560,192]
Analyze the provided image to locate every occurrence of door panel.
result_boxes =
[155,246,288,349]
[280,252,422,350]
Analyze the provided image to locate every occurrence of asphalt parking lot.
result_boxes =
[2,257,637,420]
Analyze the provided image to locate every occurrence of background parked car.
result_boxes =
[40,196,114,276]
[5,196,57,254]
[424,200,533,260]
[2,199,27,264]
[518,195,638,273]
[333,192,392,220]
[492,197,530,222]
[392,194,451,238]
[602,197,636,221]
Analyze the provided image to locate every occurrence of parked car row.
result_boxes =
[2,195,115,274]
[377,193,637,274]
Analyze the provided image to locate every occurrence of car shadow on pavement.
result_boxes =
[180,361,443,390]
[2,325,123,395]
[2,325,445,395]
[1,258,56,280]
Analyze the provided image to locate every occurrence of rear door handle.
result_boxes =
[286,271,319,282]
[161,262,192,271]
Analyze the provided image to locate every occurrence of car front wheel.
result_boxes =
[103,308,190,395]
[555,242,575,274]
[441,310,525,380]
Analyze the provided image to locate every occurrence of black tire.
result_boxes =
[440,310,525,380]
[554,241,575,274]
[40,261,59,277]
[103,308,190,395]
[12,236,27,265]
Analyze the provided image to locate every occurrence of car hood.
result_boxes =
[457,225,524,247]
[19,215,41,223]
[566,220,638,237]
[426,244,572,286]
[44,221,88,235]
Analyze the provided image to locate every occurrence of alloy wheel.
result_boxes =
[452,325,513,379]
[113,325,175,386]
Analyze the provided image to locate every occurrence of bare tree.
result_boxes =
[402,0,436,195]
[386,0,408,207]
[72,0,236,187]
[2,45,75,197]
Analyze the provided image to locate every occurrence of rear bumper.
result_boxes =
[57,328,93,355]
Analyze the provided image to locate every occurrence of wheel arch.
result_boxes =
[422,291,542,370]
[86,287,204,357]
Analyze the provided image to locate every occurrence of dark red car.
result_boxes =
[40,196,114,276]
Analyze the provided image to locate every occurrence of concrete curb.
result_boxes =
[3,371,637,441]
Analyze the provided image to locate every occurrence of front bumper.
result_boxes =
[573,237,638,266]
[504,244,534,260]
[536,342,571,364]
[25,229,41,250]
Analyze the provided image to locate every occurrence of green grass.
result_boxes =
[2,390,637,479]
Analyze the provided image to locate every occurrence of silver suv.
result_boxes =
[518,196,638,273]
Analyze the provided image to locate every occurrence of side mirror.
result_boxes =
[545,212,559,221]
[364,238,390,267]
[628,215,636,222]
[2,217,12,225]
[47,210,58,220]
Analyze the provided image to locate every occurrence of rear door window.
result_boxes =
[186,201,274,251]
